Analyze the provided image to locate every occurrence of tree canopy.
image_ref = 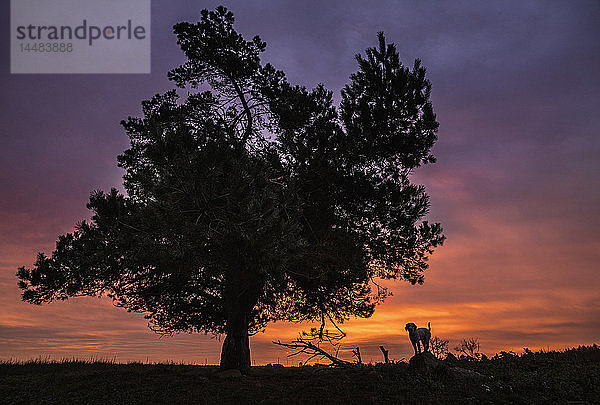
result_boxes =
[17,6,444,371]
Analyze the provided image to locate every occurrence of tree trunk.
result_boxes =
[219,259,264,372]
[379,346,390,364]
[220,305,251,371]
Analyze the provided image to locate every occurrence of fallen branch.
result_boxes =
[273,338,353,367]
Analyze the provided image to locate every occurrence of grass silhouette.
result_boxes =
[1,345,599,404]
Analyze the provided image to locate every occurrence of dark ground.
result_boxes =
[1,345,599,404]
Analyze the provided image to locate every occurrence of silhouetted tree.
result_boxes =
[16,6,444,371]
[455,337,482,360]
[430,336,450,359]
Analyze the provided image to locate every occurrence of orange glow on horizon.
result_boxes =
[2,238,598,365]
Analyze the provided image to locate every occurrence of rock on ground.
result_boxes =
[409,352,440,370]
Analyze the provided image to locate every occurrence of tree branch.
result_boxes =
[229,76,253,146]
[272,338,353,367]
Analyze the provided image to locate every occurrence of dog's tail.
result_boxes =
[428,322,431,331]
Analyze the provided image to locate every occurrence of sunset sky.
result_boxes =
[1,1,599,365]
